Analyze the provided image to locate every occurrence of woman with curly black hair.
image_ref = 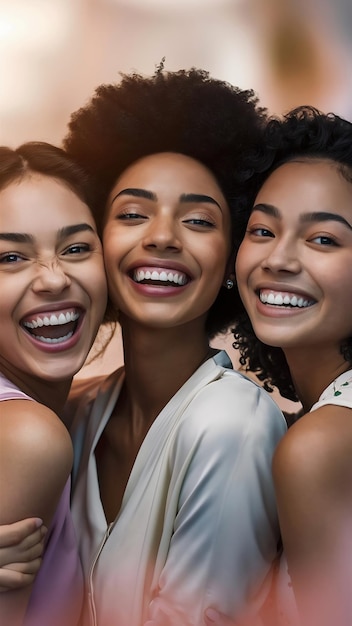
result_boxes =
[205,107,352,626]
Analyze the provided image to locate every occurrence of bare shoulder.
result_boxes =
[0,400,73,526]
[1,399,72,456]
[273,404,352,495]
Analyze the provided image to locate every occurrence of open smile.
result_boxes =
[258,289,316,309]
[21,309,83,344]
[131,267,190,287]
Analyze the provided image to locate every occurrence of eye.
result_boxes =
[116,211,148,222]
[246,226,274,238]
[183,217,216,229]
[0,252,26,264]
[309,235,338,247]
[63,243,92,255]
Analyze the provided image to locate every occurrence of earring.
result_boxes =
[225,278,234,290]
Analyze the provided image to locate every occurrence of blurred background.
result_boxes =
[1,0,351,148]
[1,0,351,408]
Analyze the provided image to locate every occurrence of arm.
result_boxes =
[0,519,46,591]
[272,405,352,626]
[0,400,73,625]
[146,375,286,626]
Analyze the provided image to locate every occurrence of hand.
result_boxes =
[0,518,46,591]
[204,608,236,626]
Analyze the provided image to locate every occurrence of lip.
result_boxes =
[254,283,316,302]
[252,286,316,318]
[20,301,86,320]
[127,258,194,279]
[128,280,190,298]
[125,258,194,297]
[19,302,86,354]
[20,320,84,353]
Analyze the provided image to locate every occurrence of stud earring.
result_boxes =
[225,278,234,290]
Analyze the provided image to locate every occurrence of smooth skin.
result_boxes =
[0,174,107,624]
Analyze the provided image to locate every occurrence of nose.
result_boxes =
[142,211,182,252]
[261,238,301,274]
[31,260,71,294]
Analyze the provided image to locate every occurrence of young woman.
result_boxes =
[1,69,287,625]
[62,68,288,626]
[0,142,107,625]
[204,107,352,626]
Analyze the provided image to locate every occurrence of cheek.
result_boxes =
[235,244,250,285]
[203,234,230,272]
[0,277,25,317]
[102,229,129,270]
[236,239,263,276]
[329,272,352,308]
[84,260,108,307]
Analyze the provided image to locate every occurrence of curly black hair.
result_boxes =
[232,106,352,401]
[63,67,268,337]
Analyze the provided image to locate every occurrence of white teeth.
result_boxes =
[23,311,80,329]
[34,331,74,344]
[260,292,313,308]
[133,269,187,286]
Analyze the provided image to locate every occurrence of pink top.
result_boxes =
[0,371,83,626]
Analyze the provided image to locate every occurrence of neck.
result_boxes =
[0,365,71,416]
[284,345,350,413]
[120,315,216,425]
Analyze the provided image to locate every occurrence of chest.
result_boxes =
[94,405,153,523]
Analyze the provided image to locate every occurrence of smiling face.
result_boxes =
[236,159,352,358]
[103,152,231,333]
[0,174,107,383]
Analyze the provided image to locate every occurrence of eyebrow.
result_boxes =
[111,188,222,210]
[252,203,280,218]
[0,232,34,244]
[0,223,95,244]
[301,211,352,230]
[179,193,222,211]
[111,188,156,204]
[252,203,352,230]
[57,223,96,238]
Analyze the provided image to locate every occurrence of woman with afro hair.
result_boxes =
[61,66,287,626]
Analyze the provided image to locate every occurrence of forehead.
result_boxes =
[0,174,94,228]
[109,152,223,195]
[256,159,352,210]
